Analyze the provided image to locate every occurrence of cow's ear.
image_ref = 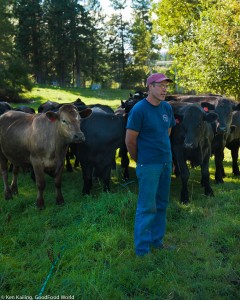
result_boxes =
[46,111,59,122]
[121,100,126,108]
[230,125,237,133]
[201,102,215,111]
[204,112,218,123]
[79,108,92,119]
[233,103,240,111]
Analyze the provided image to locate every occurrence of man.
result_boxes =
[125,73,176,256]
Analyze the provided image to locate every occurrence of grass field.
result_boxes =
[0,86,239,299]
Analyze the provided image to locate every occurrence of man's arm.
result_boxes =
[125,129,139,162]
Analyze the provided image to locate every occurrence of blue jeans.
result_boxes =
[135,162,172,256]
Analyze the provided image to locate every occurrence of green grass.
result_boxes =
[19,85,134,111]
[0,86,240,299]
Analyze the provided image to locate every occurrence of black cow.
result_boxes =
[65,104,115,172]
[200,98,240,183]
[14,105,36,114]
[75,111,126,195]
[175,96,240,183]
[115,91,148,180]
[120,91,147,114]
[177,95,222,103]
[0,102,12,115]
[171,103,218,204]
[226,110,240,175]
[38,100,61,113]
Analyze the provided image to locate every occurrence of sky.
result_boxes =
[99,0,113,12]
[99,0,132,18]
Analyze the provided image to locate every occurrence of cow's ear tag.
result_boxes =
[46,111,58,122]
[203,106,209,112]
[175,118,180,124]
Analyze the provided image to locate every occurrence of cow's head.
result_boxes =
[201,98,240,135]
[121,91,147,114]
[46,105,92,143]
[178,104,218,149]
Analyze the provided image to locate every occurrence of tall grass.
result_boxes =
[0,86,239,299]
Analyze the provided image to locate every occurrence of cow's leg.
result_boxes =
[32,163,45,209]
[65,146,73,172]
[174,149,190,204]
[230,146,239,175]
[201,156,214,197]
[9,163,13,172]
[81,162,93,195]
[120,145,130,181]
[30,166,36,182]
[214,150,225,183]
[10,165,19,195]
[0,154,12,200]
[180,165,190,204]
[54,164,65,205]
[172,156,180,177]
[102,167,112,192]
[74,157,80,168]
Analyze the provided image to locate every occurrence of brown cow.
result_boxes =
[0,104,92,209]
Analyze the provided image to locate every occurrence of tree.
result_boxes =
[0,0,33,101]
[83,0,110,86]
[14,0,44,83]
[125,0,160,88]
[106,0,130,86]
[152,0,240,99]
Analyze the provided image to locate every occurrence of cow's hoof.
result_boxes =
[5,189,13,200]
[82,190,90,196]
[11,185,18,195]
[205,189,214,197]
[215,180,224,184]
[56,200,65,206]
[36,204,45,210]
[36,199,45,210]
[180,199,189,205]
[66,166,73,172]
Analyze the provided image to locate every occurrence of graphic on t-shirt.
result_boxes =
[163,114,168,122]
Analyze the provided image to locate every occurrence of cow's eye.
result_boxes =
[62,119,69,125]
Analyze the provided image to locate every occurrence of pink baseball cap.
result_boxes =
[147,73,173,86]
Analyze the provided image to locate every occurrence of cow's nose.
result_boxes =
[217,126,226,133]
[73,132,85,142]
[184,142,194,149]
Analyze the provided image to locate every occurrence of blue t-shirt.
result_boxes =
[126,98,176,164]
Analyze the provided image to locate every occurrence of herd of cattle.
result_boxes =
[0,92,240,208]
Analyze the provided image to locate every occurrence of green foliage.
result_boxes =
[105,11,131,86]
[130,0,160,77]
[0,87,240,298]
[153,0,240,99]
[1,0,239,97]
[121,66,147,89]
[0,0,33,101]
[0,52,33,102]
